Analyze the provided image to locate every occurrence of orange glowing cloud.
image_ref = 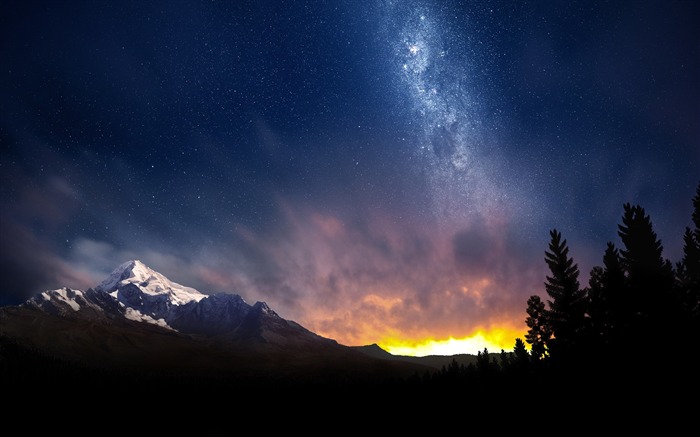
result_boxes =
[217,202,547,355]
[113,200,546,357]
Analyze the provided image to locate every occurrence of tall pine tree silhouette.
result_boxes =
[587,242,627,347]
[544,229,587,362]
[525,295,551,361]
[617,203,674,340]
[512,338,531,374]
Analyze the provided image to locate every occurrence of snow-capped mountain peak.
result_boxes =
[14,260,334,350]
[96,259,205,305]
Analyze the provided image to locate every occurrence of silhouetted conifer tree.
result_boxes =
[512,338,530,373]
[618,204,674,340]
[544,229,588,361]
[499,349,511,370]
[587,242,627,346]
[476,348,496,375]
[525,295,551,360]
[513,338,528,360]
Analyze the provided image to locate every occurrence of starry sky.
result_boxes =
[1,1,698,354]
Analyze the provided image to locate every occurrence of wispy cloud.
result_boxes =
[0,160,545,348]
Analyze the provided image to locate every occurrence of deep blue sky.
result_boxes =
[1,0,698,346]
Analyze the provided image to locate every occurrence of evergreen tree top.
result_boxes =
[618,203,665,271]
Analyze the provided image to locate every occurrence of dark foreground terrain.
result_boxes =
[1,333,694,435]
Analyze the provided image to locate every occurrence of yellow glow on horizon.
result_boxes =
[381,328,523,357]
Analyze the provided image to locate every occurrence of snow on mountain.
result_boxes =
[19,260,330,348]
[27,287,106,316]
[123,307,171,329]
[41,288,82,311]
[96,260,205,305]
[86,260,219,329]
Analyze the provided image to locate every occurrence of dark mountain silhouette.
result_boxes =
[353,343,478,369]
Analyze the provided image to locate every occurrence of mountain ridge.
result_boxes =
[16,259,336,349]
[0,260,431,383]
[352,343,479,369]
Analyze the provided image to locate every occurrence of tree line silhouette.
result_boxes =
[524,182,699,374]
[423,182,699,387]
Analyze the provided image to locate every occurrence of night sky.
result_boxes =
[1,1,698,354]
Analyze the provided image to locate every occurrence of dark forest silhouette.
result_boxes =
[423,181,699,389]
[524,182,699,372]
